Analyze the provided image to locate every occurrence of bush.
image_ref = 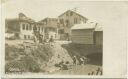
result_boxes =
[20,55,41,72]
[5,45,19,60]
[5,56,41,73]
[5,43,53,73]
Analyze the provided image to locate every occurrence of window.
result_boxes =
[70,12,73,16]
[74,18,78,24]
[26,24,29,30]
[33,25,37,30]
[22,24,25,30]
[28,35,30,39]
[29,24,32,30]
[65,20,69,26]
[60,19,64,24]
[66,12,69,16]
[29,25,32,30]
[66,20,69,24]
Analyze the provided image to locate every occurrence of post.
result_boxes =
[56,28,59,39]
[43,27,45,40]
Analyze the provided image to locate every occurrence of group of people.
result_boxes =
[33,33,54,46]
[73,55,89,65]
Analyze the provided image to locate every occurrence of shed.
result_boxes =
[71,23,95,44]
[94,24,103,45]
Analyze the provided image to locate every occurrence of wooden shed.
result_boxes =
[71,23,95,44]
[94,25,103,45]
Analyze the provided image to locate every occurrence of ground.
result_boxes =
[5,40,102,75]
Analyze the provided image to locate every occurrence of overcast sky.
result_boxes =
[1,0,128,26]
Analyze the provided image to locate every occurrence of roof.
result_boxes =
[58,10,88,20]
[6,17,35,24]
[18,13,35,23]
[5,18,19,22]
[38,17,58,28]
[40,17,58,21]
[71,22,95,30]
[39,17,58,23]
[95,23,103,31]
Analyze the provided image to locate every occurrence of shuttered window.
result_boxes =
[22,24,25,30]
[26,24,29,30]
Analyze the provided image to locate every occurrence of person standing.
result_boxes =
[49,36,54,46]
[73,56,79,65]
[80,57,84,65]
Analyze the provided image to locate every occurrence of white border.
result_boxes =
[1,0,128,78]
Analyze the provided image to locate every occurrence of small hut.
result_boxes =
[71,23,95,44]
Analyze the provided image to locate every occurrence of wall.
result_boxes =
[71,29,94,44]
[19,22,34,40]
[94,31,103,45]
[58,10,88,34]
[42,18,59,40]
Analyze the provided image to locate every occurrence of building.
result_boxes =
[5,13,60,41]
[71,22,95,44]
[5,13,44,40]
[5,11,102,43]
[94,24,103,45]
[58,10,88,40]
[39,17,59,40]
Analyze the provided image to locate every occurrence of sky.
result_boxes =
[1,0,128,26]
